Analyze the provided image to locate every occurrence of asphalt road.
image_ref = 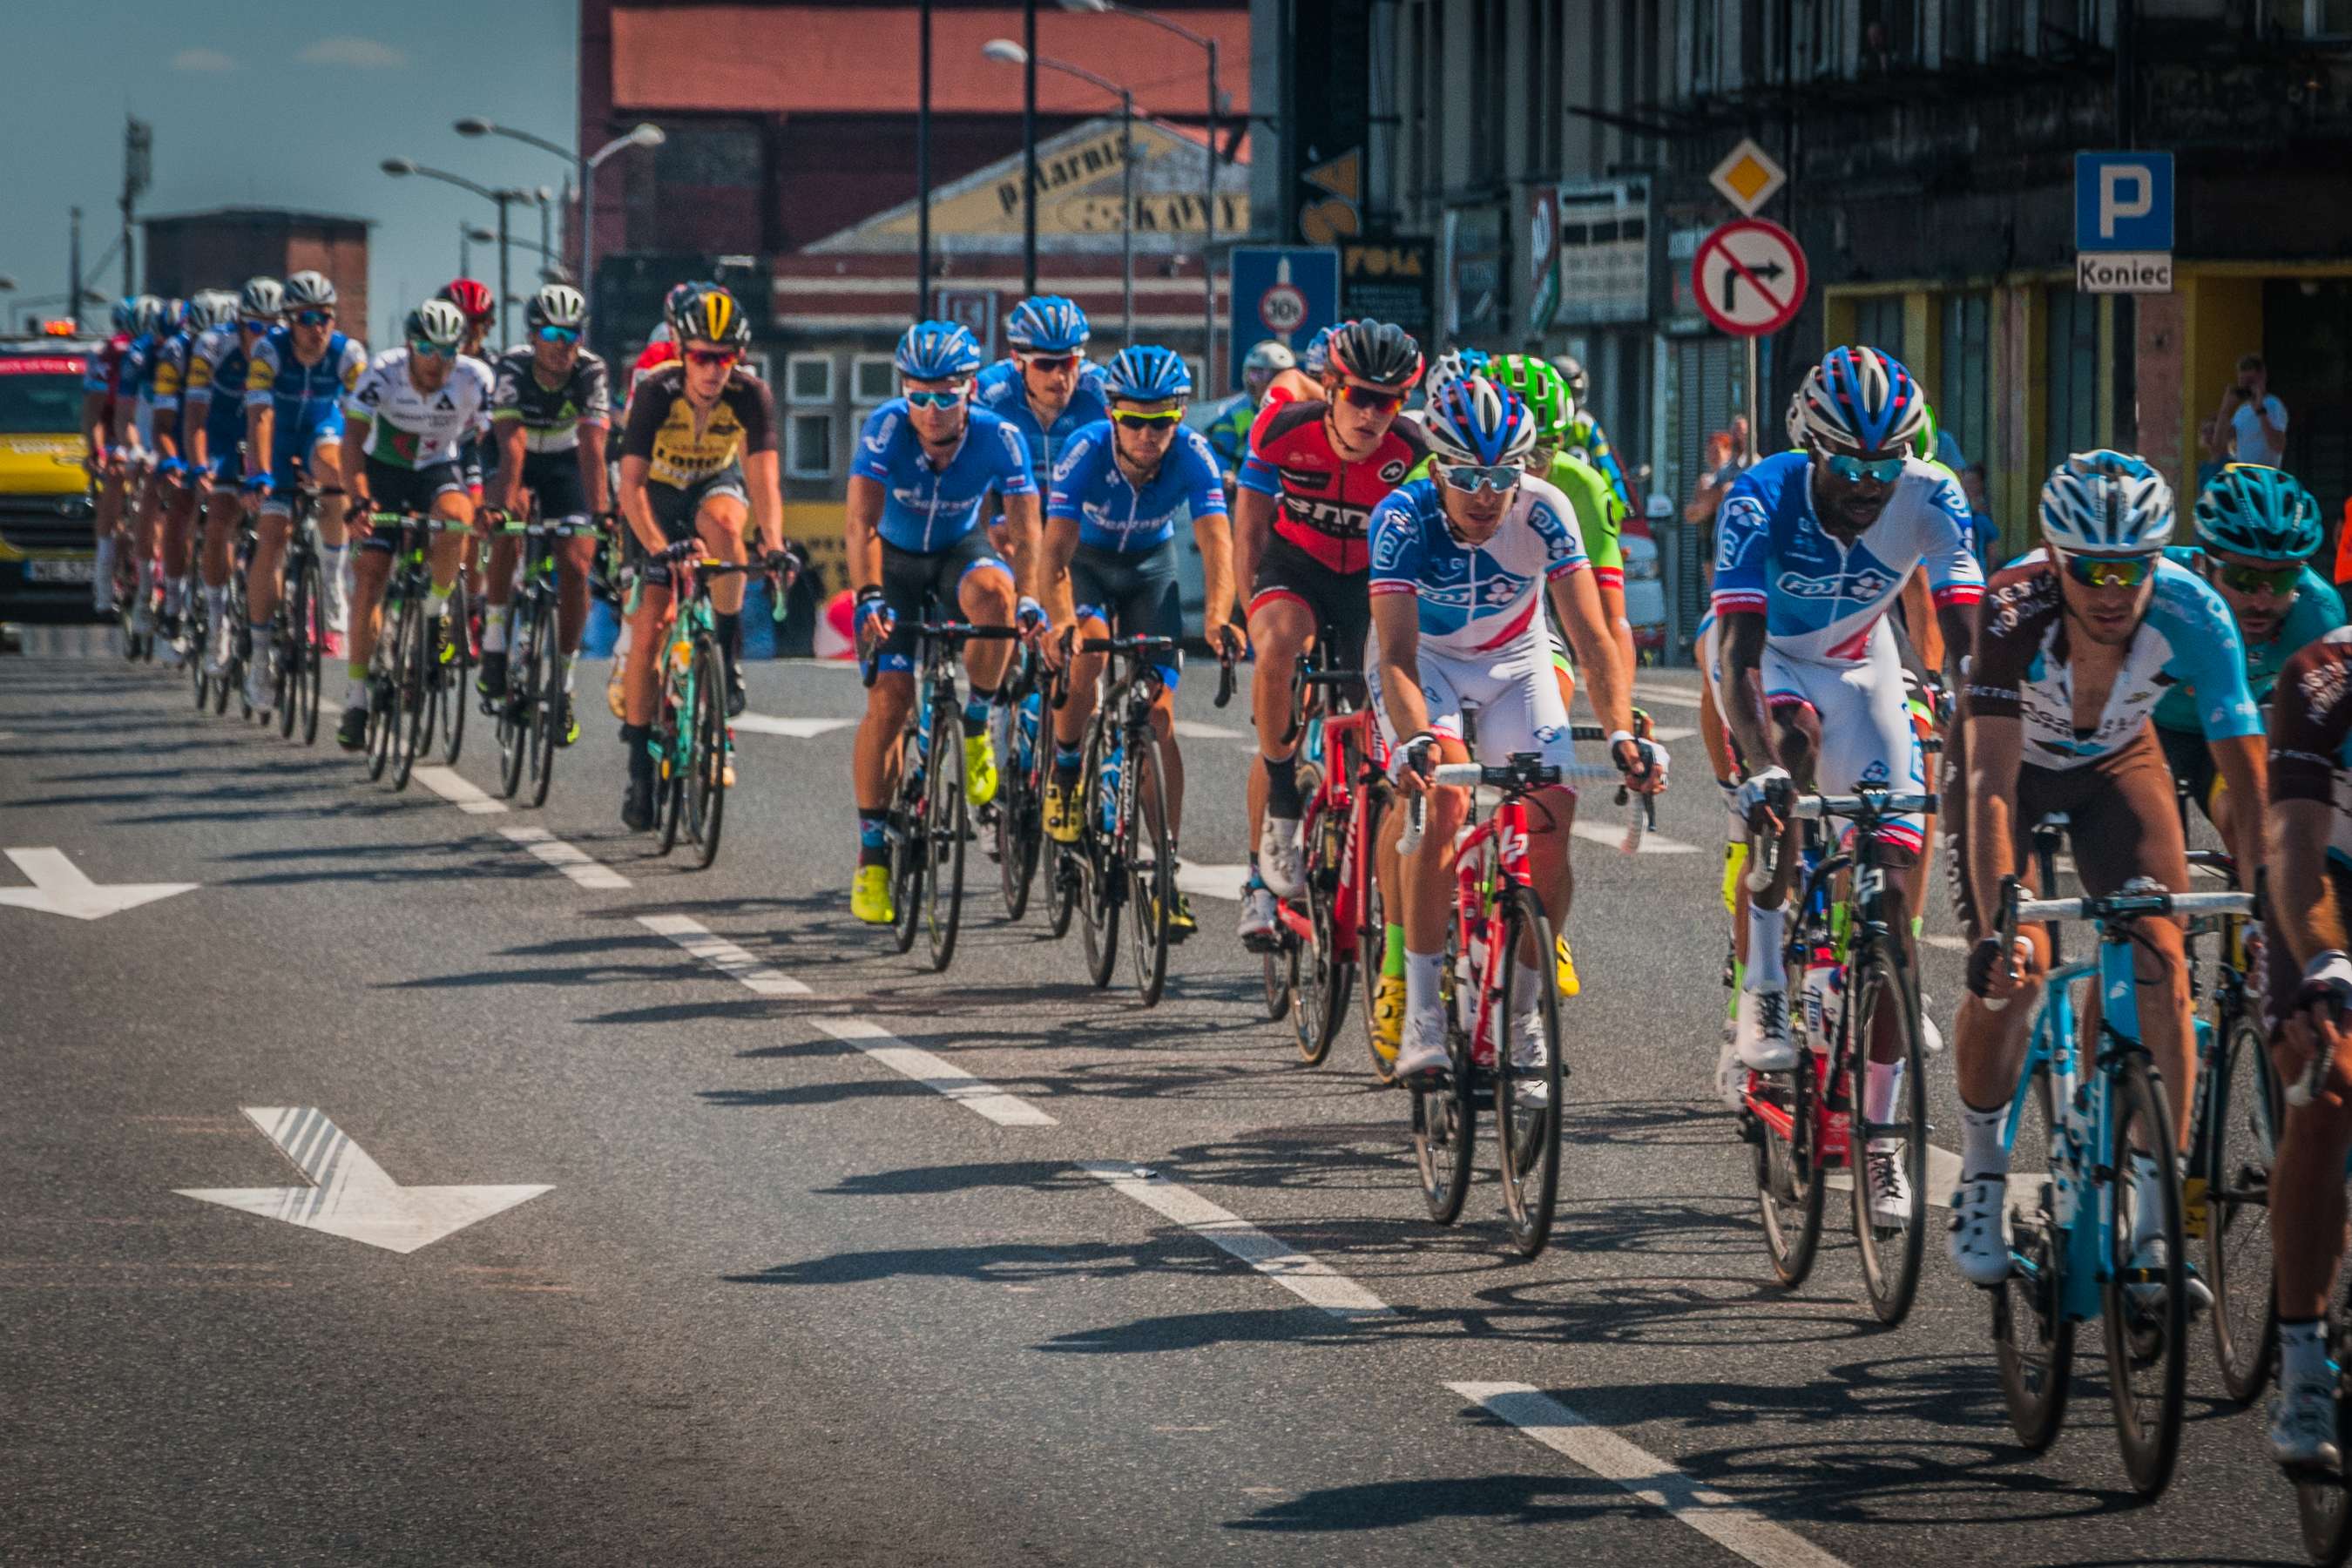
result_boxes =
[0,642,2318,1566]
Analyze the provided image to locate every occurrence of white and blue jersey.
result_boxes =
[1368,475,1589,657]
[1710,449,1984,664]
[121,332,163,449]
[1045,420,1227,554]
[973,358,1111,478]
[147,328,199,447]
[850,400,1037,554]
[183,326,256,479]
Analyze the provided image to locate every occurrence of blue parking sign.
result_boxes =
[2075,152,2173,253]
[1227,247,1339,392]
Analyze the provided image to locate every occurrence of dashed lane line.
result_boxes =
[1572,821,1698,855]
[501,827,632,890]
[1176,862,1253,903]
[412,766,509,815]
[639,913,812,996]
[1632,685,1707,710]
[1080,1162,1393,1320]
[732,714,856,738]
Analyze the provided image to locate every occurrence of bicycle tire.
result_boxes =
[2295,1281,2352,1565]
[1356,794,1396,1081]
[386,597,425,789]
[997,715,1044,922]
[1994,1060,2075,1451]
[215,586,240,716]
[275,565,301,739]
[437,582,468,767]
[1754,1040,1827,1288]
[1288,800,1350,1065]
[1847,939,1930,1326]
[296,555,324,747]
[364,625,395,781]
[1123,732,1174,1006]
[189,589,211,710]
[1078,722,1121,988]
[496,601,529,799]
[1494,885,1565,1260]
[687,633,728,869]
[2104,1051,2188,1499]
[655,699,686,855]
[1262,943,1294,1023]
[2207,1006,2281,1404]
[1045,842,1078,939]
[527,600,560,809]
[1411,917,1476,1225]
[887,710,924,954]
[923,700,965,970]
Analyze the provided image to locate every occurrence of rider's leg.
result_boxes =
[956,559,1018,701]
[308,440,351,633]
[1055,614,1109,754]
[854,672,916,858]
[248,507,291,630]
[93,470,126,612]
[693,494,751,691]
[428,487,472,597]
[483,528,521,662]
[342,546,393,719]
[1244,594,1315,868]
[623,582,672,729]
[160,483,198,620]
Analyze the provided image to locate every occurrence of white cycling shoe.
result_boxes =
[1734,986,1798,1071]
[1713,1021,1745,1108]
[2272,1379,2342,1473]
[1946,1174,2011,1286]
[1236,884,1278,949]
[243,660,274,715]
[1257,815,1304,897]
[1395,1008,1450,1079]
[1864,1140,1913,1227]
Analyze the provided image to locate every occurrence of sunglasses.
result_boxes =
[2057,549,2158,591]
[537,325,581,345]
[1820,449,1906,484]
[1337,383,1407,413]
[1437,463,1524,496]
[293,309,334,328]
[1111,407,1186,429]
[409,339,454,360]
[240,318,274,335]
[905,385,969,409]
[1019,354,1079,373]
[683,348,739,368]
[2213,558,2301,596]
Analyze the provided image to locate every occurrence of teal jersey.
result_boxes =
[2151,545,2346,732]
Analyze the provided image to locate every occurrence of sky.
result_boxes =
[0,0,579,348]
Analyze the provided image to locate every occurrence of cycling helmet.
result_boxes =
[238,276,284,321]
[406,299,469,350]
[1423,375,1538,468]
[186,291,238,334]
[1795,345,1930,456]
[1491,354,1574,441]
[2193,463,2324,562]
[437,278,496,327]
[1105,344,1191,402]
[157,299,187,335]
[661,280,712,331]
[111,298,136,335]
[1004,294,1090,354]
[1551,354,1590,401]
[894,320,985,381]
[1327,319,1424,389]
[1784,389,1808,453]
[1423,350,1474,400]
[1242,340,1296,378]
[2038,449,2175,557]
[131,295,166,337]
[526,283,588,332]
[672,286,751,349]
[1299,325,1338,377]
[282,271,337,310]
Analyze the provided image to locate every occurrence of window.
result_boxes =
[2044,287,2102,466]
[1851,295,1907,361]
[1938,292,1991,470]
[786,353,834,405]
[787,412,834,479]
[852,355,896,405]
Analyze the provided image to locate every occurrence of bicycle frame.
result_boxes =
[1276,691,1385,962]
[1449,793,1542,1070]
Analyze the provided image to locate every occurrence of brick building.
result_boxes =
[141,208,371,333]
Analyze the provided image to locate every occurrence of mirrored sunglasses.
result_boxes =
[905,386,968,409]
[1338,383,1406,413]
[1111,407,1186,429]
[2213,559,2301,596]
[293,308,334,328]
[1821,450,1906,484]
[1437,462,1524,496]
[1019,353,1079,373]
[684,348,739,368]
[409,338,454,360]
[537,325,581,344]
[2057,549,2157,591]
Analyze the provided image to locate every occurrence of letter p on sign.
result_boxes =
[2099,166,2151,239]
[2075,152,2173,253]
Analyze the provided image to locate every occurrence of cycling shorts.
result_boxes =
[357,458,468,554]
[1750,618,1925,854]
[636,468,749,590]
[1248,531,1369,678]
[132,399,156,455]
[1943,721,2187,937]
[260,404,348,516]
[518,450,590,525]
[1366,620,1578,782]
[1068,542,1183,687]
[875,530,1013,674]
[2154,722,2220,819]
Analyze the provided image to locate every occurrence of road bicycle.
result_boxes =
[362,510,465,790]
[188,512,241,718]
[1737,784,1936,1325]
[990,640,1051,923]
[887,620,1020,970]
[646,558,764,868]
[485,506,604,807]
[1984,851,2253,1498]
[266,475,334,745]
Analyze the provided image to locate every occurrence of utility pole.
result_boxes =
[918,0,933,319]
[121,118,152,296]
[1022,0,1038,296]
[69,207,83,333]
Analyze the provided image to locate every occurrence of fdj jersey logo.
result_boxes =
[1775,567,1892,601]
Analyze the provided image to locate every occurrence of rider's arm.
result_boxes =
[495,416,529,515]
[1900,571,1943,674]
[1935,601,1977,697]
[742,448,786,554]
[843,474,884,594]
[1230,402,1288,596]
[241,348,275,483]
[1370,591,1432,746]
[1547,565,1632,737]
[1718,611,1774,774]
[618,458,665,555]
[82,391,110,464]
[2274,801,2349,965]
[1963,712,2025,940]
[2210,733,2268,887]
[1195,508,1237,649]
[1001,490,1046,607]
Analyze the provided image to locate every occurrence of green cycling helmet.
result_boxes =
[2194,463,2324,561]
[1491,354,1574,443]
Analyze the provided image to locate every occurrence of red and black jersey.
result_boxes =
[1237,399,1430,575]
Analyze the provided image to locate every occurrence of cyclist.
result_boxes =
[1039,344,1238,939]
[1548,355,1632,514]
[975,295,1109,479]
[1487,355,1630,683]
[1233,318,1429,947]
[148,291,235,664]
[615,285,791,829]
[1207,340,1296,496]
[1717,346,1981,1166]
[481,283,611,746]
[606,282,715,722]
[334,299,496,747]
[1371,375,1661,1081]
[2153,463,2342,850]
[242,271,364,712]
[181,278,282,680]
[1950,450,2264,1290]
[116,295,177,639]
[81,299,140,615]
[437,278,499,493]
[844,321,1045,925]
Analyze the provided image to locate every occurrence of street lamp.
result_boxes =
[459,222,495,275]
[984,40,1137,348]
[1059,0,1223,389]
[382,157,534,347]
[458,117,664,314]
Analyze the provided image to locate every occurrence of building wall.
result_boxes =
[144,214,370,341]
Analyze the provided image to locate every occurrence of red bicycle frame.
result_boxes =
[1275,705,1387,962]
[1449,794,1542,1071]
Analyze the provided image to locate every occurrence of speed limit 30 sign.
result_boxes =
[1692,218,1808,338]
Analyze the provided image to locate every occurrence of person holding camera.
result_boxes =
[2210,352,2288,467]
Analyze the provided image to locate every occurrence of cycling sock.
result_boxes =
[2281,1318,2330,1389]
[482,618,506,654]
[342,668,367,709]
[1383,923,1406,978]
[2127,1150,2166,1251]
[1864,1058,1903,1127]
[319,544,348,609]
[560,654,576,693]
[204,585,227,625]
[961,687,996,739]
[1744,902,1787,990]
[1263,753,1301,818]
[714,610,741,661]
[857,808,889,868]
[1958,1098,2011,1181]
[1054,742,1083,779]
[135,558,156,602]
[621,724,653,783]
[1403,948,1443,1023]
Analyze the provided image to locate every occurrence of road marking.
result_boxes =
[1081,1162,1392,1320]
[1922,934,1970,952]
[732,714,855,739]
[0,847,198,921]
[412,766,509,815]
[639,913,813,997]
[1177,862,1252,903]
[1633,684,1707,709]
[1572,821,1697,855]
[1446,1382,1849,1568]
[7,624,113,659]
[1172,719,1245,740]
[1826,1145,1966,1210]
[501,827,631,890]
[1649,724,1697,742]
[175,1107,550,1254]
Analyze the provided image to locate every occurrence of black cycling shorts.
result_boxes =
[637,466,749,588]
[520,450,591,524]
[2155,722,2219,820]
[1068,541,1184,686]
[1248,531,1369,675]
[876,530,1013,673]
[358,457,468,554]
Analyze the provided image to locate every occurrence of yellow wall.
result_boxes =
[2180,271,2264,478]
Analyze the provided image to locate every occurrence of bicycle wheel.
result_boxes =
[1262,941,1294,1023]
[1411,918,1476,1225]
[1494,886,1565,1260]
[295,556,325,747]
[654,693,686,855]
[215,583,240,716]
[1357,803,1395,1080]
[2207,1006,2281,1404]
[527,605,560,809]
[1288,801,1351,1065]
[686,633,728,869]
[189,590,211,709]
[1994,1060,2076,1451]
[1754,1041,1827,1288]
[386,598,426,789]
[1077,727,1121,988]
[497,604,529,799]
[888,715,924,954]
[2104,1051,2188,1498]
[1124,733,1173,1007]
[2295,1283,2352,1566]
[364,632,396,781]
[1847,941,1930,1326]
[923,705,966,970]
[437,584,468,767]
[275,566,301,739]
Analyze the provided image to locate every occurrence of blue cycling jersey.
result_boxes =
[120,333,161,405]
[851,400,1037,554]
[972,358,1111,478]
[184,326,255,453]
[2152,546,2348,732]
[1046,419,1226,554]
[243,326,367,428]
[1367,475,1589,657]
[1711,449,1984,664]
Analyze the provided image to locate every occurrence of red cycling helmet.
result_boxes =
[437,278,496,326]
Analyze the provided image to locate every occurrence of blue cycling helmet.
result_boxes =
[111,298,136,335]
[1795,345,1931,457]
[2194,463,2324,562]
[1004,295,1090,354]
[1105,344,1191,402]
[894,320,985,381]
[2039,449,2175,556]
[1300,325,1338,376]
[1422,375,1538,468]
[158,298,187,335]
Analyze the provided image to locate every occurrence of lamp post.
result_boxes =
[459,221,495,274]
[984,41,1136,348]
[1023,0,1039,297]
[454,117,663,321]
[381,158,533,347]
[1059,0,1222,389]
[918,0,933,318]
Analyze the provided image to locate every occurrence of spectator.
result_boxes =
[2209,352,2288,467]
[1960,463,2003,571]
[1685,429,1738,587]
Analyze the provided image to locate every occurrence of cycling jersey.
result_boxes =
[1239,399,1431,574]
[490,347,612,455]
[345,349,497,469]
[1045,419,1226,553]
[2271,625,2352,869]
[1367,474,1589,657]
[183,327,257,478]
[1204,392,1255,479]
[629,339,677,391]
[850,400,1034,554]
[1710,449,1983,664]
[244,327,368,430]
[619,363,775,490]
[972,357,1111,476]
[2150,546,2346,733]
[83,334,127,411]
[1967,551,2261,771]
[1562,412,1629,511]
[1408,449,1623,588]
[148,329,198,445]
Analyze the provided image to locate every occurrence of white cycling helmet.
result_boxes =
[2038,449,2176,556]
[186,290,239,333]
[282,270,338,311]
[239,276,285,321]
[406,299,468,349]
[1423,375,1540,468]
[527,282,588,332]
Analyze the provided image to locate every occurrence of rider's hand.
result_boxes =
[660,537,700,564]
[2283,951,2352,1105]
[764,544,804,583]
[1388,731,1440,795]
[1206,620,1242,660]
[1734,765,1793,835]
[1965,934,2034,1002]
[240,471,273,498]
[1610,730,1668,794]
[156,456,186,487]
[1040,623,1071,672]
[852,586,894,652]
[1015,595,1050,643]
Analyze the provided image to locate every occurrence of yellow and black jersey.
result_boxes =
[620,365,775,490]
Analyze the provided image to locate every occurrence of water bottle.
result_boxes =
[1099,740,1124,833]
[1801,946,1840,1055]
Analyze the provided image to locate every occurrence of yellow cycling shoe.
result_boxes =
[1369,971,1405,1071]
[1555,933,1581,997]
[851,863,896,925]
[1042,778,1082,843]
[963,732,998,808]
[1166,887,1196,940]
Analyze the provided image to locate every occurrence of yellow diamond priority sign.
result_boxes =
[1709,139,1787,218]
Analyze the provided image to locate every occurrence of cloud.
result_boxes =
[296,36,409,69]
[170,47,238,72]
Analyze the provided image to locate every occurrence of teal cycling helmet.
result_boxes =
[2193,463,2323,562]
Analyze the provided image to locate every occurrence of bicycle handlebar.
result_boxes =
[2012,889,2254,926]
[1079,634,1177,657]
[1395,756,1640,856]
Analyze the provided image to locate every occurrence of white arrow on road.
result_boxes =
[0,848,198,921]
[176,1107,550,1254]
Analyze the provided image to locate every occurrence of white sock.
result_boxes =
[1404,949,1443,1023]
[427,585,452,617]
[1865,1058,1903,1128]
[561,653,577,693]
[613,620,633,659]
[2282,1318,2333,1389]
[1513,957,1545,1011]
[1960,1098,2011,1181]
[1745,902,1788,990]
[204,585,227,624]
[482,618,506,654]
[344,671,367,708]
